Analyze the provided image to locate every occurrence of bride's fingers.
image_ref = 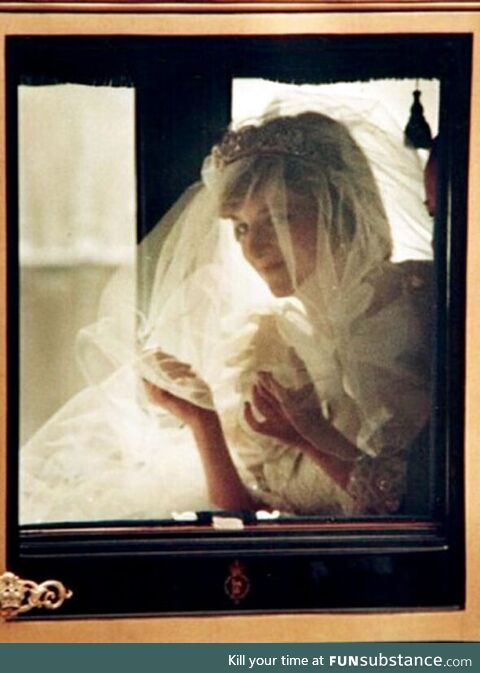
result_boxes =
[257,371,289,400]
[287,347,308,371]
[255,381,289,417]
[149,350,174,365]
[251,384,279,419]
[143,379,176,405]
[159,360,195,379]
[244,401,269,433]
[151,351,194,373]
[255,377,277,400]
[148,353,200,382]
[258,370,281,388]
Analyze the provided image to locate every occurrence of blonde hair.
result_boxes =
[216,112,392,260]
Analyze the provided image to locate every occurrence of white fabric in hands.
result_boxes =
[20,87,433,521]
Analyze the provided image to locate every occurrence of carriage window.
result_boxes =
[9,35,467,617]
[19,76,441,524]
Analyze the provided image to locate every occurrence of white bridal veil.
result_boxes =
[20,82,435,523]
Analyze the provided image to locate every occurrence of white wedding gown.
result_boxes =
[20,93,434,524]
[20,257,431,523]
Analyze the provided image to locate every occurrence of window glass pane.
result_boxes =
[19,84,136,522]
[19,78,442,525]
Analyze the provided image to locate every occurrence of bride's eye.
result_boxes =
[233,221,249,240]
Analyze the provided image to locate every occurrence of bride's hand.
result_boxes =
[140,351,214,427]
[140,350,199,381]
[143,378,212,427]
[243,374,310,448]
[244,371,325,448]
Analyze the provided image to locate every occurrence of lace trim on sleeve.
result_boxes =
[346,448,406,515]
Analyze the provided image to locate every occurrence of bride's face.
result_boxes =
[225,184,318,297]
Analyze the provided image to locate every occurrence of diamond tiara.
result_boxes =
[212,119,317,169]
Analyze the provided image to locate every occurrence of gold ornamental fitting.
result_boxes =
[0,571,73,620]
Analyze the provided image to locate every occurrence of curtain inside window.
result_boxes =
[19,84,136,443]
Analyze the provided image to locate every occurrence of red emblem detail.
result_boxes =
[224,560,250,604]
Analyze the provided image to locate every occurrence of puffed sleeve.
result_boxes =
[221,312,353,515]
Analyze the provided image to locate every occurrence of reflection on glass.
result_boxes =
[20,79,439,524]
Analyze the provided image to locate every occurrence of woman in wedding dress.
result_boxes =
[20,94,433,523]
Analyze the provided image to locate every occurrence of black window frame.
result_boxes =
[7,34,469,617]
